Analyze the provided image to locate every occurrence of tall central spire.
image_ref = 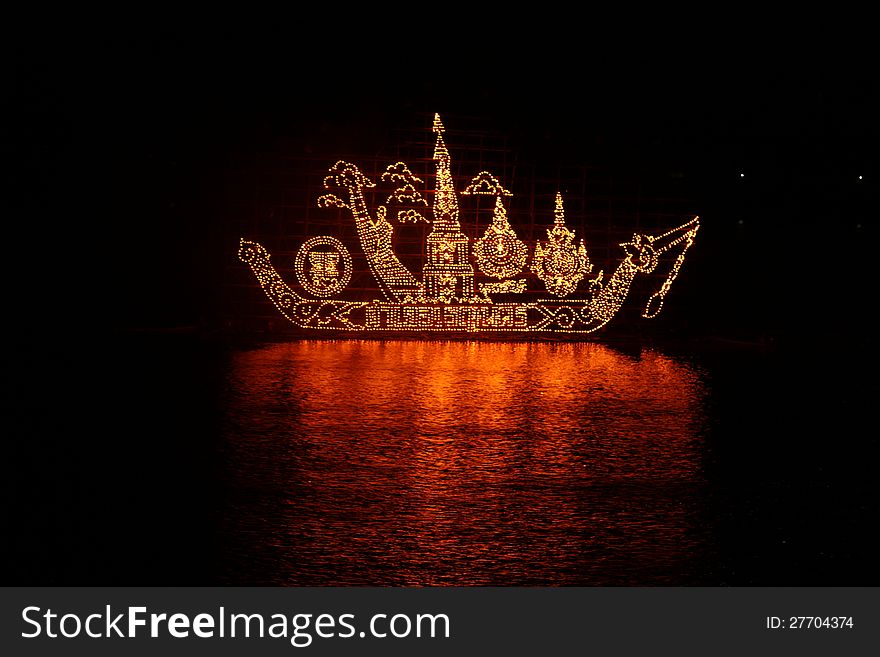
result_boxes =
[422,114,475,300]
[432,113,461,230]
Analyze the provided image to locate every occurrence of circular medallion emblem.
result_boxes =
[294,236,352,297]
[474,228,528,279]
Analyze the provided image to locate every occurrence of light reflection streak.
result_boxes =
[220,340,708,585]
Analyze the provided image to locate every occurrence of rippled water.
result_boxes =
[10,334,876,585]
[218,341,710,585]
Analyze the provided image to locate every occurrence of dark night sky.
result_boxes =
[5,22,880,588]
[5,28,877,344]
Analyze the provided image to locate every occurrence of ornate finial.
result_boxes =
[433,113,445,134]
[554,191,565,226]
[533,192,593,297]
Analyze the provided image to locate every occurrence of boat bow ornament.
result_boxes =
[238,115,700,333]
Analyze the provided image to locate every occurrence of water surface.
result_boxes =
[218,341,709,585]
[11,334,877,585]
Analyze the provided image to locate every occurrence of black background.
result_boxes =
[6,27,877,339]
[4,23,878,584]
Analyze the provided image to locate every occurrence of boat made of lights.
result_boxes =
[239,115,700,334]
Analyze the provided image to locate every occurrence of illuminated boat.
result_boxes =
[239,115,699,334]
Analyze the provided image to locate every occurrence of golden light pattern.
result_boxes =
[385,183,423,205]
[321,161,422,302]
[294,236,352,297]
[238,115,701,333]
[382,162,429,206]
[474,197,528,279]
[532,192,592,297]
[239,239,367,330]
[423,113,477,301]
[366,301,529,331]
[480,279,527,296]
[640,217,700,318]
[583,217,700,330]
[462,171,513,196]
[397,209,429,223]
[316,194,348,209]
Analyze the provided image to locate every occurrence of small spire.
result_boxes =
[493,196,506,221]
[433,133,449,160]
[433,113,445,134]
[554,192,565,226]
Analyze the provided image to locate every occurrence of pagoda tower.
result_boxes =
[423,114,476,300]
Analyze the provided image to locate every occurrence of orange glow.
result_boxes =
[220,340,708,585]
[239,114,700,333]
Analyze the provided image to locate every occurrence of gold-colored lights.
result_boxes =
[423,113,477,301]
[474,197,528,280]
[294,236,352,298]
[397,209,429,223]
[320,161,422,302]
[463,171,512,197]
[238,116,701,334]
[532,192,593,297]
[382,162,428,206]
[639,217,700,319]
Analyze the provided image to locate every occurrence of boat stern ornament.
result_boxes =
[239,114,700,334]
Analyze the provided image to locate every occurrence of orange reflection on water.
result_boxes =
[220,340,708,585]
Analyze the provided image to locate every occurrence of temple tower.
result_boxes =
[423,114,476,300]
